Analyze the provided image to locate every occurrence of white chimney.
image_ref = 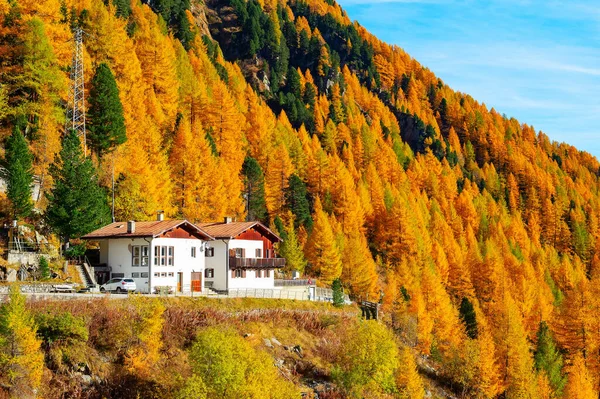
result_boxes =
[224,216,232,224]
[157,211,164,221]
[127,221,136,233]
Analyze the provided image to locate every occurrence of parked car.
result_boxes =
[100,278,137,293]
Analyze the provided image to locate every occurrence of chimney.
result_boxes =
[157,211,164,221]
[224,216,232,224]
[127,221,136,234]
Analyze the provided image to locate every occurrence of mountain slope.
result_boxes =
[1,0,600,397]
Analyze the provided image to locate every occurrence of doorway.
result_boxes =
[177,272,183,292]
[191,272,202,292]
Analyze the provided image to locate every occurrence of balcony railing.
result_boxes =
[229,257,286,269]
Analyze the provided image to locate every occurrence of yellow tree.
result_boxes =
[305,197,342,284]
[0,285,44,398]
[124,297,165,379]
[396,346,426,398]
[563,352,597,399]
[340,232,378,298]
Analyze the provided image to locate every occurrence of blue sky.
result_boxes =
[336,0,600,158]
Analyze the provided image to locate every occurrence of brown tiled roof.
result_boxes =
[198,221,282,242]
[82,220,214,240]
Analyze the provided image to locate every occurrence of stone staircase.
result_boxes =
[75,262,98,291]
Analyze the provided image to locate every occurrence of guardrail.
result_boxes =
[274,279,316,287]
[229,257,286,269]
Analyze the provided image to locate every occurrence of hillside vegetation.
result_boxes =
[1,0,600,397]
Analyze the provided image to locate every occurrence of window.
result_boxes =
[168,246,175,266]
[255,248,262,258]
[154,246,160,266]
[205,268,215,278]
[132,272,140,278]
[205,247,214,257]
[256,270,262,278]
[141,272,149,278]
[191,246,196,258]
[112,273,124,278]
[168,272,174,277]
[161,272,167,277]
[141,246,149,266]
[153,272,160,277]
[132,245,149,267]
[161,246,167,266]
[265,270,270,278]
[235,248,244,258]
[234,269,243,278]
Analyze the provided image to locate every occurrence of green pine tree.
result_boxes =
[242,156,268,223]
[284,174,312,230]
[534,321,567,397]
[45,130,111,244]
[332,278,344,308]
[1,125,33,219]
[459,297,478,339]
[87,63,126,158]
[38,256,50,280]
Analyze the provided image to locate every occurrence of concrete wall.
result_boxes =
[204,238,275,291]
[101,237,206,293]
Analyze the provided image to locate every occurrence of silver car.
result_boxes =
[100,278,137,293]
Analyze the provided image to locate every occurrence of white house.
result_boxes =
[82,217,214,293]
[199,218,286,292]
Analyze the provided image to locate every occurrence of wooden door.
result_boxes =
[177,272,183,292]
[191,272,202,292]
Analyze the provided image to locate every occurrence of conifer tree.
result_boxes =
[396,346,425,398]
[45,130,110,244]
[278,215,307,274]
[563,352,596,399]
[0,285,44,397]
[332,278,344,307]
[459,297,478,339]
[305,197,342,284]
[242,156,268,223]
[285,174,313,230]
[38,256,50,280]
[1,125,33,219]
[534,321,566,397]
[87,63,126,158]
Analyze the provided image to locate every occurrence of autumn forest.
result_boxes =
[1,0,600,397]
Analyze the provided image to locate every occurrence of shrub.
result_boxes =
[332,321,399,398]
[35,311,89,371]
[189,327,299,398]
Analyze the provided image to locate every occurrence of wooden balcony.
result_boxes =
[229,257,286,269]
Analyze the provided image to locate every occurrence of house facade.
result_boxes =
[199,218,286,292]
[82,218,214,293]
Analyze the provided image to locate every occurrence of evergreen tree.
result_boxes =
[459,297,478,339]
[1,125,33,219]
[45,130,111,244]
[112,0,131,18]
[332,278,344,307]
[0,285,44,397]
[87,63,126,158]
[284,174,312,230]
[38,256,50,280]
[242,156,268,223]
[534,321,567,397]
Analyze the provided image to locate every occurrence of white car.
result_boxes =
[100,278,137,293]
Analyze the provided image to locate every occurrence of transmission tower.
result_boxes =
[65,27,86,154]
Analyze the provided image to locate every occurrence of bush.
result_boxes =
[35,311,89,371]
[38,256,50,280]
[332,321,399,398]
[189,327,299,398]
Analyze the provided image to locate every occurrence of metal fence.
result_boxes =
[274,279,316,287]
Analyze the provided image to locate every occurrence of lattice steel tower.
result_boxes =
[65,27,86,153]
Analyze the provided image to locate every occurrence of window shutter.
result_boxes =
[241,248,246,258]
[231,270,235,278]
[242,270,246,278]
[229,249,235,257]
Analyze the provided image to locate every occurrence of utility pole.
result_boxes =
[65,27,87,154]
